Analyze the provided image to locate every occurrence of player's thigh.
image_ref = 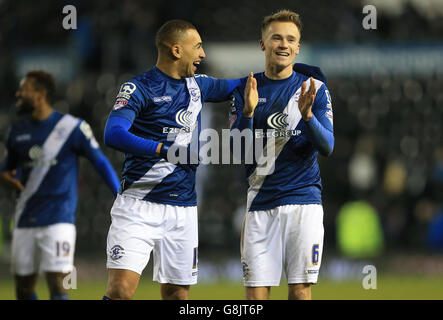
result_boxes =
[38,223,76,273]
[241,209,283,287]
[283,204,324,284]
[11,227,38,276]
[153,205,198,286]
[106,195,162,275]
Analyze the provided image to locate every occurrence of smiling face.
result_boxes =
[155,20,207,79]
[177,28,206,78]
[260,21,301,76]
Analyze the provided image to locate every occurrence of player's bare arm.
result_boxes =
[298,77,317,121]
[0,170,24,191]
[243,72,258,118]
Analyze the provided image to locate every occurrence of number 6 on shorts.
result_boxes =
[312,244,319,265]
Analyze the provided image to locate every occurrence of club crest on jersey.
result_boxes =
[26,145,57,167]
[117,82,136,100]
[109,245,125,260]
[267,112,289,130]
[189,88,200,102]
[175,109,193,127]
[28,145,43,160]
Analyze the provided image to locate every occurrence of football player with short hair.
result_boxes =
[102,19,244,300]
[229,10,334,300]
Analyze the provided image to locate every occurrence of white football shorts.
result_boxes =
[241,204,324,287]
[106,194,198,285]
[11,223,76,276]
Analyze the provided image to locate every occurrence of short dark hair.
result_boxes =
[262,9,303,37]
[155,19,197,51]
[26,70,56,104]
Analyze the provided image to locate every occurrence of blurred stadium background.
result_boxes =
[1,0,443,299]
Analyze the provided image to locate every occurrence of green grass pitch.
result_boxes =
[0,275,442,300]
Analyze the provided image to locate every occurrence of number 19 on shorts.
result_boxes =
[56,241,71,257]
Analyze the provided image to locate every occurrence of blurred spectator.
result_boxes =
[336,200,384,259]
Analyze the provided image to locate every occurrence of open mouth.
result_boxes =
[193,61,201,69]
[275,52,290,57]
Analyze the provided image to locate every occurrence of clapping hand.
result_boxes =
[243,72,258,118]
[298,77,317,121]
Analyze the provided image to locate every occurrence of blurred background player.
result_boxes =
[230,10,334,300]
[102,19,242,300]
[0,70,120,300]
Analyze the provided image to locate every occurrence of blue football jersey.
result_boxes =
[230,71,334,211]
[109,66,231,206]
[2,111,106,227]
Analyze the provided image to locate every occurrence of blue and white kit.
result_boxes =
[104,66,240,281]
[230,67,334,286]
[230,70,334,211]
[1,111,119,228]
[105,67,239,206]
[1,110,119,275]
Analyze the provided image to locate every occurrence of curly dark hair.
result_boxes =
[26,70,56,104]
